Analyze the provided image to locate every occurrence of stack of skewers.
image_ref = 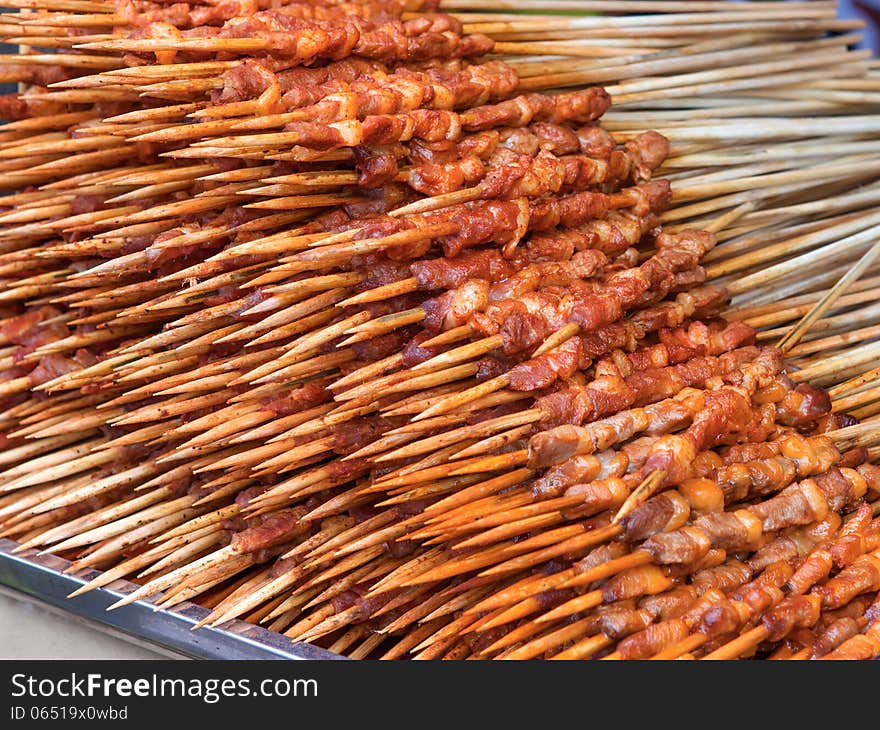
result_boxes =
[2,0,880,659]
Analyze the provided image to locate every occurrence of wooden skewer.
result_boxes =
[702,625,769,660]
[777,235,880,353]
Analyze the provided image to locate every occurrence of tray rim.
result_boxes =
[0,537,344,660]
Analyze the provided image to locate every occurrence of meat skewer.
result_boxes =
[134,253,716,486]
[73,10,496,66]
[178,182,670,400]
[413,407,843,552]
[344,379,844,606]
[817,591,880,659]
[1,332,792,628]
[452,463,877,639]
[121,59,523,134]
[391,221,732,421]
[358,328,763,472]
[179,87,612,156]
[276,450,880,648]
[247,126,668,205]
[407,392,861,606]
[536,553,799,660]
[657,505,880,659]
[705,523,880,659]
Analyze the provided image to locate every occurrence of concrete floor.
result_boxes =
[0,591,169,659]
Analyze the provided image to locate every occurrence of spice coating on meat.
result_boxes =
[230,507,310,553]
[615,619,690,660]
[763,595,822,642]
[818,555,880,609]
[643,527,712,566]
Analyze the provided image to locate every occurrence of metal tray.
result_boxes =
[0,538,343,660]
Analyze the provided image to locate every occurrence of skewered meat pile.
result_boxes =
[2,0,880,660]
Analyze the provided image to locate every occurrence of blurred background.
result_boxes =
[823,1,879,53]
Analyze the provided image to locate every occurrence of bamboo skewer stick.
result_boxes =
[777,238,880,353]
